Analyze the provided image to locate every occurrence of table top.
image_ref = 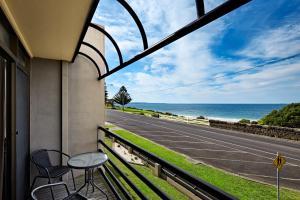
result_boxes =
[68,152,108,169]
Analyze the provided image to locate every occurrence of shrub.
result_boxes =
[239,119,251,124]
[197,116,205,119]
[139,112,144,115]
[260,103,300,128]
[251,121,258,124]
[151,113,160,118]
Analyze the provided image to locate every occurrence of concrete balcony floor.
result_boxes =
[34,170,117,200]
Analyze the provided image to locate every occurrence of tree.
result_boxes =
[104,82,108,104]
[259,103,300,128]
[113,86,132,111]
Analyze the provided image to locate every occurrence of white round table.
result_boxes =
[68,152,108,198]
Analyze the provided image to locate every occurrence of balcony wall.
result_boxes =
[30,27,105,181]
[30,58,62,156]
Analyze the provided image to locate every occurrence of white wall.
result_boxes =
[30,25,105,181]
[30,58,62,184]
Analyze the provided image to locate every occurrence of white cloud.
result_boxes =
[95,0,300,103]
[240,24,300,59]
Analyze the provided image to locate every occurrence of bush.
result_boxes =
[139,112,144,115]
[239,119,251,124]
[251,121,258,124]
[197,116,205,119]
[151,113,160,118]
[260,103,300,128]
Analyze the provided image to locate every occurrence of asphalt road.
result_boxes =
[106,110,300,190]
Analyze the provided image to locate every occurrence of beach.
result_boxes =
[128,102,286,122]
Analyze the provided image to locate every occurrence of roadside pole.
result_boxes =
[273,152,286,200]
[277,159,279,200]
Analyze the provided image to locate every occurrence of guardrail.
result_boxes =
[97,126,237,200]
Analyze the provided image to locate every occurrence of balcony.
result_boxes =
[0,0,253,199]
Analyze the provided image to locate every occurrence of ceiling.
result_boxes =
[0,0,96,61]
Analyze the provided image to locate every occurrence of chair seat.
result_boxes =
[41,166,70,178]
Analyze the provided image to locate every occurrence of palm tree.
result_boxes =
[113,86,132,111]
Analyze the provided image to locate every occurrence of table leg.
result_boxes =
[76,169,88,194]
[75,168,108,199]
[91,180,108,199]
[92,169,95,192]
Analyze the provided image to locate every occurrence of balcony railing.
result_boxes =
[97,126,237,200]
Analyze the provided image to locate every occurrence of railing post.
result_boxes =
[153,163,162,177]
[97,126,107,152]
[128,146,133,154]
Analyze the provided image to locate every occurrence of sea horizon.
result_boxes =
[127,102,287,122]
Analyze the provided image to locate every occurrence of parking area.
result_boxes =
[107,110,300,190]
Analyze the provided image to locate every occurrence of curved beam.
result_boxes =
[82,42,109,74]
[78,52,101,80]
[195,0,205,18]
[89,23,123,65]
[117,0,148,50]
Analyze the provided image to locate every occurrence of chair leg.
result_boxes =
[48,177,55,200]
[29,176,39,192]
[71,169,76,190]
[28,176,40,199]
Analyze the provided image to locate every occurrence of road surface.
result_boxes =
[106,109,300,190]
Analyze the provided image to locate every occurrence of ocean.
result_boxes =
[127,103,286,122]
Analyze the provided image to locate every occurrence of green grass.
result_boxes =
[114,106,157,116]
[107,126,300,200]
[103,138,189,200]
[108,106,209,125]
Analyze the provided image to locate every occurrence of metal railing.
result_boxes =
[97,126,237,200]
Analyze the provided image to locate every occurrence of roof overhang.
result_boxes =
[0,0,99,61]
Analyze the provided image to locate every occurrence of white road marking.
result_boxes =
[151,139,211,144]
[130,130,178,133]
[192,156,298,166]
[143,135,190,138]
[170,147,241,152]
[238,173,300,181]
[111,114,300,166]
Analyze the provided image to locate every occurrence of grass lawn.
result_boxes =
[105,124,300,200]
[103,138,189,200]
[110,106,157,116]
[107,106,209,125]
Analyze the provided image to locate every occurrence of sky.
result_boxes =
[92,0,300,104]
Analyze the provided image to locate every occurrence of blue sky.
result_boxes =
[92,0,300,103]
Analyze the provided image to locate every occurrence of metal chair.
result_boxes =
[31,182,87,200]
[30,149,76,199]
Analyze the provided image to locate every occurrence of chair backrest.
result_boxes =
[31,149,52,174]
[31,182,70,200]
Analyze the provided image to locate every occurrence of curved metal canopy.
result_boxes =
[89,23,123,65]
[74,0,251,82]
[78,52,101,80]
[82,41,109,74]
[117,0,148,50]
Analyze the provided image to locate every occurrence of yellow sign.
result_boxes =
[273,154,286,170]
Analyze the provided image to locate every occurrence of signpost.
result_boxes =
[273,152,286,200]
